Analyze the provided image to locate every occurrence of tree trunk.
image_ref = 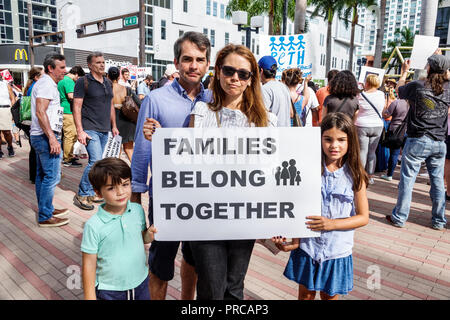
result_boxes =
[294,0,307,34]
[348,6,357,72]
[420,0,439,36]
[269,0,274,35]
[326,12,333,75]
[374,0,387,68]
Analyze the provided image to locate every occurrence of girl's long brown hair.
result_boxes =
[321,112,368,191]
[24,66,43,96]
[209,44,268,127]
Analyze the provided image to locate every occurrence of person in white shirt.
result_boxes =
[296,80,320,127]
[355,74,386,184]
[118,68,132,88]
[30,53,70,228]
[0,75,16,158]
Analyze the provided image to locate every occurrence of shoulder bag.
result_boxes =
[121,87,140,123]
[360,92,386,144]
[381,102,410,149]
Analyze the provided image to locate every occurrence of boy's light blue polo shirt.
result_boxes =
[81,201,148,291]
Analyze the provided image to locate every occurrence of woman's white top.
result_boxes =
[191,101,278,128]
[354,90,385,128]
[0,81,11,106]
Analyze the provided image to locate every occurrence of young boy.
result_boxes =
[81,157,156,300]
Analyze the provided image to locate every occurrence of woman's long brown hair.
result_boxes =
[321,112,368,191]
[209,44,268,127]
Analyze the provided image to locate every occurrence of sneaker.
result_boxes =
[87,195,104,204]
[386,215,404,228]
[73,195,94,210]
[39,217,69,228]
[368,178,375,185]
[52,208,69,218]
[380,175,393,181]
[431,225,444,231]
[7,146,14,157]
[63,159,82,168]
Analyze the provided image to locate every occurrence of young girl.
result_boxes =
[273,112,369,300]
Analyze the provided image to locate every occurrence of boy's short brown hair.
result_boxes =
[88,158,131,192]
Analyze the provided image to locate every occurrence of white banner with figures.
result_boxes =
[260,34,314,80]
[152,127,322,241]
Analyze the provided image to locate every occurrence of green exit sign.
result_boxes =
[123,16,138,27]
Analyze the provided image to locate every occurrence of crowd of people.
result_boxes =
[0,30,448,301]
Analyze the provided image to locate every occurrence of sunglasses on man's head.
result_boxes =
[221,66,252,81]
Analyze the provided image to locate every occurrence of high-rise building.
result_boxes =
[0,0,58,44]
[357,0,423,56]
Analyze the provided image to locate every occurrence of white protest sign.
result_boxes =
[358,66,386,87]
[152,127,322,241]
[102,133,122,159]
[260,34,314,80]
[410,35,440,70]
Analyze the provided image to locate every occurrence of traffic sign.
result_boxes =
[123,16,138,27]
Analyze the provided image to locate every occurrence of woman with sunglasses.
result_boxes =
[187,44,277,300]
[142,44,276,299]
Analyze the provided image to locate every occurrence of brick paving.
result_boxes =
[0,136,448,300]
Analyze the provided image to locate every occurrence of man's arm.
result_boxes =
[131,96,153,204]
[82,253,97,300]
[72,97,91,145]
[8,85,16,105]
[35,98,60,155]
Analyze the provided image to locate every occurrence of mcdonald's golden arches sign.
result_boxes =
[14,49,28,61]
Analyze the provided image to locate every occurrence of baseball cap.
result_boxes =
[427,54,450,74]
[258,56,277,71]
[164,64,179,77]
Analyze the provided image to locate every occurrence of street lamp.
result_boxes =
[58,1,73,54]
[232,11,263,50]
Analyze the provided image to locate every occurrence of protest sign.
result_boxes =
[260,34,314,80]
[410,35,440,70]
[358,66,386,86]
[102,133,122,159]
[152,127,322,241]
[0,69,13,82]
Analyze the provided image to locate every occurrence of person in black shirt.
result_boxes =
[387,54,450,231]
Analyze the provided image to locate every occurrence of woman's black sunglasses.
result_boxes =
[221,65,253,81]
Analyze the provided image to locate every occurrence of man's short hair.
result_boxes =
[87,51,104,65]
[174,31,211,62]
[258,56,277,79]
[69,66,85,77]
[88,158,131,192]
[145,75,154,81]
[121,68,130,75]
[43,53,65,73]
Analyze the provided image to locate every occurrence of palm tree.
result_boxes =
[226,0,295,35]
[382,27,416,73]
[343,0,376,72]
[309,0,346,74]
[294,0,308,34]
[373,0,386,68]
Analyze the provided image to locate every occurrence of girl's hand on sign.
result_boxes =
[143,118,161,141]
[271,236,299,252]
[305,216,335,231]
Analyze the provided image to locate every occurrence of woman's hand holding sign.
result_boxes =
[271,237,299,252]
[143,118,161,141]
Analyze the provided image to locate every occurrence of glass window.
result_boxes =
[211,29,215,47]
[225,32,229,45]
[213,2,217,17]
[161,19,166,40]
[183,0,188,13]
[206,0,211,15]
[220,4,225,19]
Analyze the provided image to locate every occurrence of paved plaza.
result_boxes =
[0,136,448,300]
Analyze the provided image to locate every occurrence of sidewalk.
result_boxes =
[0,137,448,300]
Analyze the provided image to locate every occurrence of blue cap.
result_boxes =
[258,56,277,70]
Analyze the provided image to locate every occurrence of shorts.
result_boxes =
[96,276,150,300]
[446,135,450,160]
[148,198,195,281]
[283,248,353,296]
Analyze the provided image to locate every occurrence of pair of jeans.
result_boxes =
[391,135,447,228]
[30,134,61,223]
[387,147,401,177]
[357,126,384,175]
[189,240,255,300]
[78,130,109,197]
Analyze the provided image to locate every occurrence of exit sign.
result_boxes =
[123,16,138,27]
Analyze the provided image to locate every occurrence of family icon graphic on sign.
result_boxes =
[275,159,302,186]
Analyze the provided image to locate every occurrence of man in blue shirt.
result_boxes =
[137,75,153,100]
[131,32,212,300]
